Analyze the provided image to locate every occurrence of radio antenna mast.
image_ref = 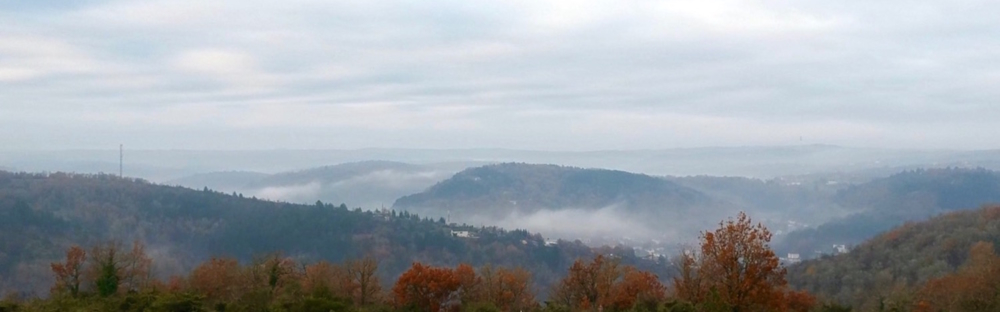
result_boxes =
[119,144,123,178]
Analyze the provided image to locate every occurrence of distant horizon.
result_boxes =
[0,143,990,153]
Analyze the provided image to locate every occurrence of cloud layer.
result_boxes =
[3,0,999,150]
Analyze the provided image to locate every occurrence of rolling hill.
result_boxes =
[787,205,1000,310]
[393,163,729,243]
[0,170,667,297]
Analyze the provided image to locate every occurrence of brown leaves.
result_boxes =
[552,254,666,311]
[392,262,462,312]
[392,262,537,312]
[50,245,86,297]
[480,265,536,312]
[674,211,789,311]
[784,290,817,312]
[614,267,666,309]
[302,260,348,299]
[189,257,241,302]
[49,241,154,297]
[346,256,382,305]
[120,241,153,292]
[915,241,1000,311]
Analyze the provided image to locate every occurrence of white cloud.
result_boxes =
[645,0,842,34]
[2,0,1000,150]
[171,48,283,93]
[0,68,40,82]
[173,49,256,76]
[0,34,98,81]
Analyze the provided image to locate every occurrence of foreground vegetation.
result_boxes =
[1,212,826,312]
[5,208,1000,311]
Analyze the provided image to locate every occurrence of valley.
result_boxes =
[4,147,1000,310]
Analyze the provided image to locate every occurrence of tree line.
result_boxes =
[1,212,834,312]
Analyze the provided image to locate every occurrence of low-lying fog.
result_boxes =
[475,205,663,240]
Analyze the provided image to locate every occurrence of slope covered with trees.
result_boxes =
[395,163,713,214]
[0,171,666,297]
[393,163,730,243]
[787,205,1000,310]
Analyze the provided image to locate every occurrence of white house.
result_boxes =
[787,253,801,264]
[451,230,475,238]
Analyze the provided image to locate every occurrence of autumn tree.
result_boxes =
[784,290,817,312]
[120,241,153,292]
[916,241,1000,311]
[480,265,536,312]
[346,256,382,306]
[393,262,461,312]
[87,240,153,297]
[552,254,614,310]
[189,257,241,303]
[50,245,86,297]
[612,267,666,310]
[455,263,480,305]
[552,255,665,311]
[240,253,299,309]
[302,260,348,299]
[674,212,787,311]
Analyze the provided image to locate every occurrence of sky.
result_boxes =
[2,0,999,151]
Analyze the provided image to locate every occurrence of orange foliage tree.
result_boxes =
[393,262,462,311]
[674,212,789,311]
[188,257,242,303]
[613,267,667,310]
[480,265,536,311]
[393,262,536,311]
[120,241,153,292]
[785,290,817,312]
[50,245,86,297]
[50,241,153,298]
[301,260,349,299]
[915,241,1000,311]
[552,255,666,311]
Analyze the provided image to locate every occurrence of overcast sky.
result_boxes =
[2,0,999,150]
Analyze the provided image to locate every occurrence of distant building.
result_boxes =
[377,207,392,221]
[779,253,801,265]
[833,244,848,254]
[544,239,558,246]
[451,230,475,238]
[787,253,801,264]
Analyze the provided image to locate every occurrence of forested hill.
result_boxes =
[787,205,1000,310]
[0,171,663,297]
[393,163,716,221]
[777,168,1000,255]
